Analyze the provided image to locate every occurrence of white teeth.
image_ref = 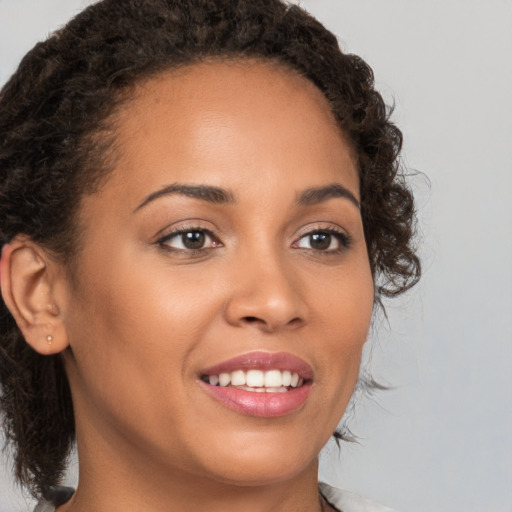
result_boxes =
[264,369,282,387]
[231,370,246,386]
[246,370,264,387]
[219,372,231,387]
[266,387,288,393]
[236,385,289,393]
[206,369,305,389]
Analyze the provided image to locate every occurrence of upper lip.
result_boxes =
[200,351,314,381]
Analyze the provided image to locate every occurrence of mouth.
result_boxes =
[200,369,304,393]
[199,352,313,417]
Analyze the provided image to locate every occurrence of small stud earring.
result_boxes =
[47,304,60,314]
[46,335,53,345]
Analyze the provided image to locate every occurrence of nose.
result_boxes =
[223,252,307,333]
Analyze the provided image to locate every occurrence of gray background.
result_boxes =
[0,0,511,511]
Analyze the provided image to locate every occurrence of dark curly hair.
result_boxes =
[0,0,420,499]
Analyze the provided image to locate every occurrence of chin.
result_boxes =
[211,457,315,488]
[195,429,319,487]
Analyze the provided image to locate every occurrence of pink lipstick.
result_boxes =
[199,352,313,418]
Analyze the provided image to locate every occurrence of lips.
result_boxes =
[199,352,313,418]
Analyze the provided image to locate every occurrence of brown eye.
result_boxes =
[181,231,206,249]
[294,229,351,253]
[159,228,220,252]
[309,233,331,250]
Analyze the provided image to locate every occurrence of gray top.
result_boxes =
[33,487,74,512]
[34,483,398,511]
[319,482,398,512]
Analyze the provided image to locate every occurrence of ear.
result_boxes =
[0,237,69,355]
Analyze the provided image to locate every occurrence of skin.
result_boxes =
[2,61,374,512]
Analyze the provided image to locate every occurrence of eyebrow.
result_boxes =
[297,183,360,208]
[134,183,236,211]
[134,181,359,212]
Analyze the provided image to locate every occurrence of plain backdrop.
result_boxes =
[0,1,511,511]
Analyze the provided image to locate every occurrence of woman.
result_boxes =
[0,0,420,511]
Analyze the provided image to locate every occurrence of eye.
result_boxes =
[157,228,221,252]
[294,229,350,253]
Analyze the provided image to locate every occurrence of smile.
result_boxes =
[201,369,304,392]
[199,352,313,417]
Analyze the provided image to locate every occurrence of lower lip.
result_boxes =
[202,382,312,418]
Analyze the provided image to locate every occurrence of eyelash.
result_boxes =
[155,225,352,256]
[155,226,221,255]
[292,227,352,254]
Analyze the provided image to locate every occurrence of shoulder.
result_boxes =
[319,482,399,512]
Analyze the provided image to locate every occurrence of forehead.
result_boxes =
[99,60,359,206]
[125,58,339,128]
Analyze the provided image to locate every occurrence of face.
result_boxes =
[61,61,374,487]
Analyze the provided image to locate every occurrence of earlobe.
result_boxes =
[0,238,69,355]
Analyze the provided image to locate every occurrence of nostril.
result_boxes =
[242,316,261,324]
[240,315,303,330]
[288,317,303,327]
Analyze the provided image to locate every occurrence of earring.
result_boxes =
[47,303,60,314]
[46,335,53,345]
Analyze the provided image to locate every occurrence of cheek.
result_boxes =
[314,260,374,395]
[63,256,222,447]
[65,247,229,401]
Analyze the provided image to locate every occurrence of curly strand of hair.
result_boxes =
[0,303,74,496]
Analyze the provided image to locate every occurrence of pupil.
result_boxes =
[311,233,330,250]
[182,231,205,249]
